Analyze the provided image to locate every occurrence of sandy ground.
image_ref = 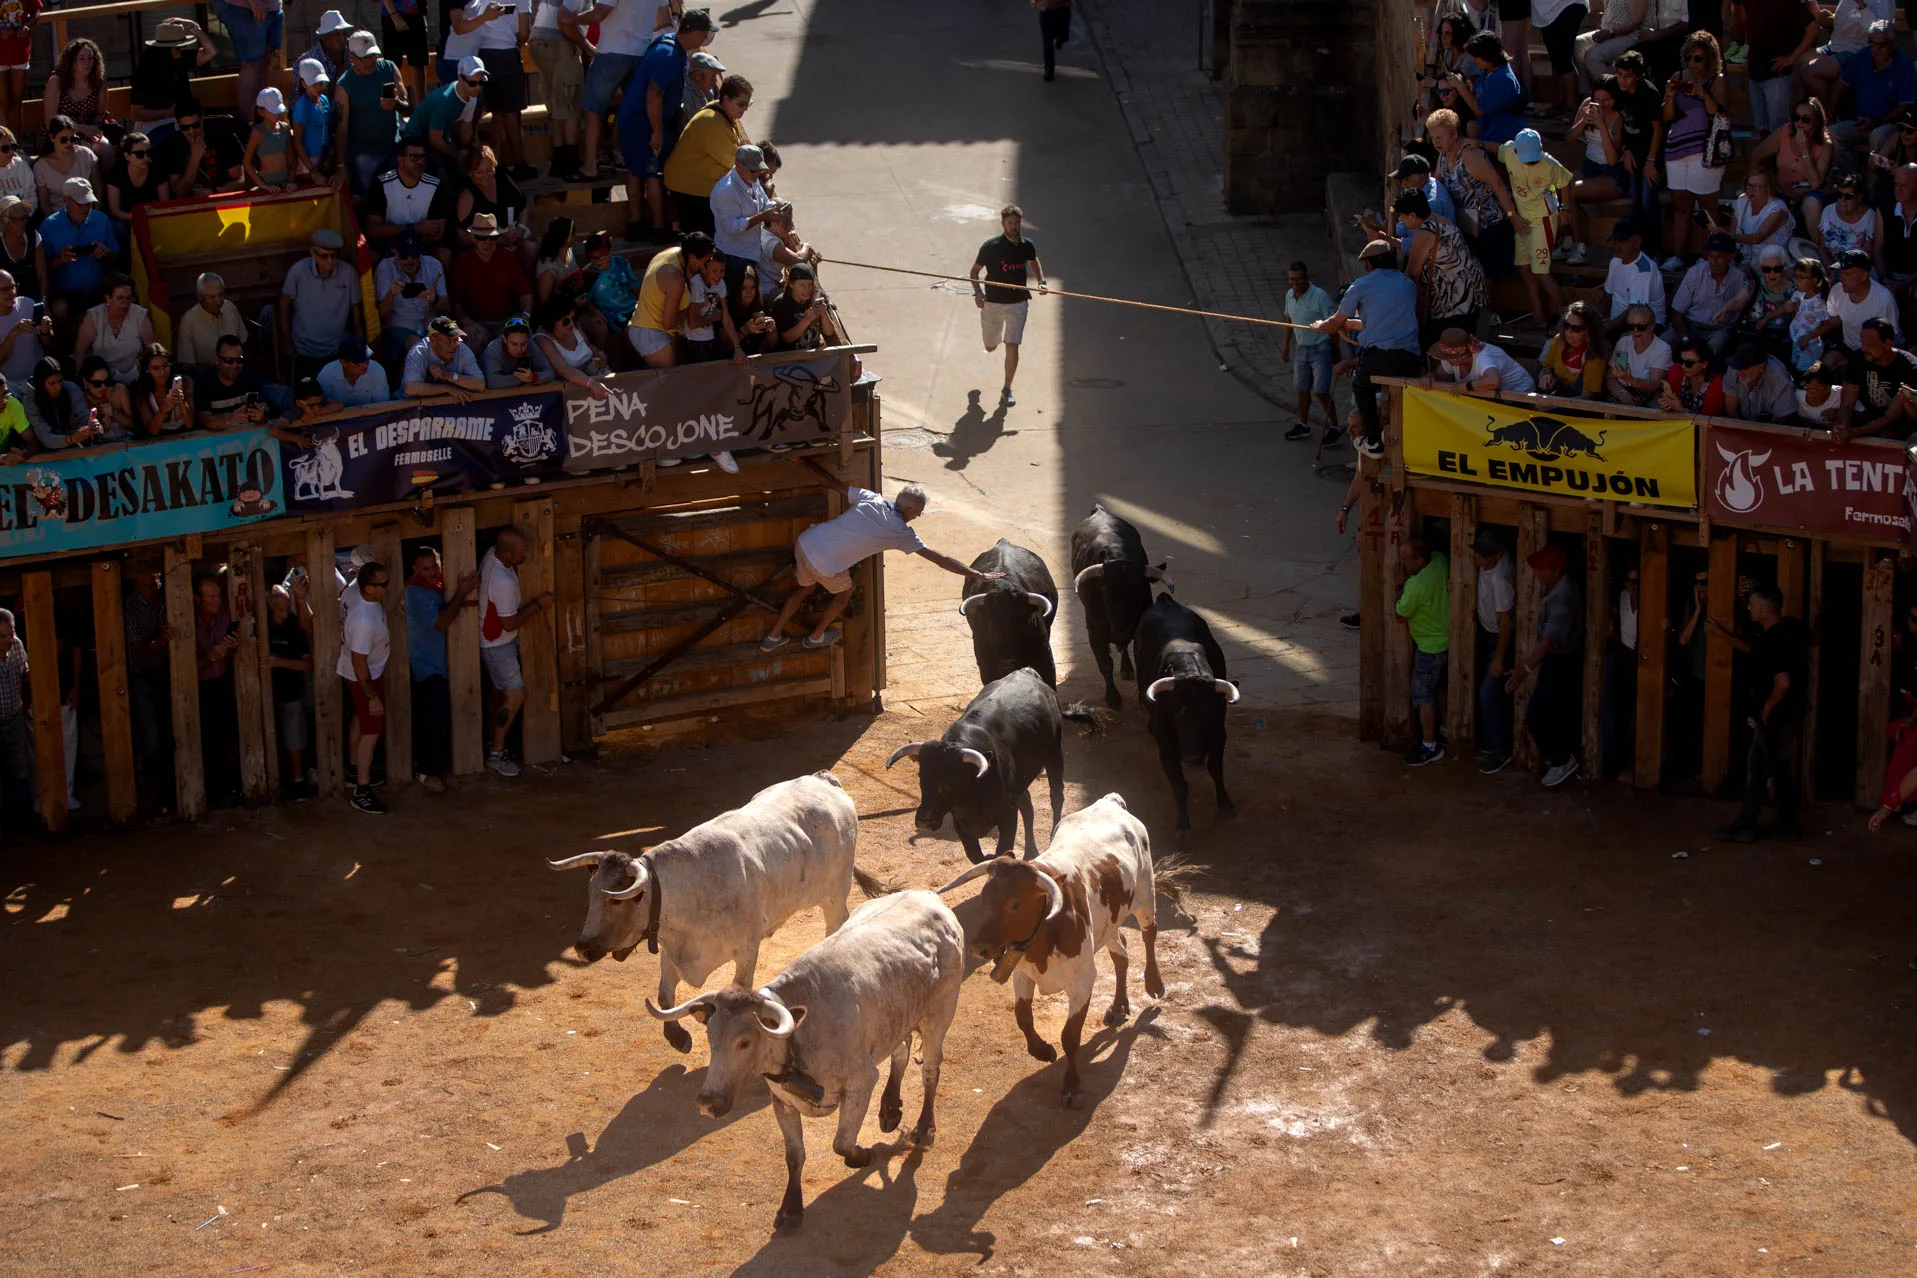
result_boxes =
[5,1,1917,1274]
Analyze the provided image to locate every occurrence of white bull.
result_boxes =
[548,771,879,1053]
[937,791,1164,1106]
[647,890,965,1230]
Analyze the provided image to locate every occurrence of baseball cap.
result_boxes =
[1727,342,1766,371]
[690,51,725,73]
[298,57,330,86]
[1471,529,1504,557]
[1609,219,1643,242]
[429,315,465,336]
[1358,238,1396,261]
[394,227,423,256]
[311,228,344,250]
[1838,248,1873,271]
[788,263,816,282]
[1511,128,1545,164]
[735,144,768,171]
[1704,231,1736,254]
[257,87,287,115]
[348,30,381,57]
[458,54,489,80]
[62,176,97,205]
[1527,544,1568,573]
[337,336,371,363]
[1391,154,1433,179]
[502,314,532,335]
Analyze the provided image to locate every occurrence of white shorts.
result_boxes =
[981,300,1028,348]
[1665,152,1723,197]
[629,324,674,357]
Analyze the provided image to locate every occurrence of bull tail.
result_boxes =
[1150,851,1201,920]
[1060,702,1111,738]
[1595,429,1608,450]
[851,864,900,899]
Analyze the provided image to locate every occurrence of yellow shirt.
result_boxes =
[1496,144,1573,221]
[635,247,686,334]
[663,103,748,199]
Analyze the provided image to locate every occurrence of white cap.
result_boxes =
[315,8,353,35]
[347,30,381,57]
[298,57,330,86]
[458,53,489,80]
[257,86,287,114]
[62,176,97,205]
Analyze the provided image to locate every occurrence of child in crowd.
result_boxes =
[1498,127,1573,328]
[1795,361,1843,428]
[242,88,304,191]
[683,251,727,362]
[291,59,335,180]
[1788,257,1831,372]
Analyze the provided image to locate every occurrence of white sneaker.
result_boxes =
[710,450,739,474]
[1660,255,1685,272]
[1541,758,1578,788]
[1564,242,1589,266]
[657,456,682,467]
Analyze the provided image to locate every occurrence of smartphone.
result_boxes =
[402,281,426,298]
[31,302,45,325]
[1671,76,1693,92]
[170,376,182,396]
[243,391,260,408]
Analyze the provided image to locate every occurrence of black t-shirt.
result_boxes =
[1755,616,1809,719]
[158,121,244,194]
[132,48,198,113]
[195,367,267,419]
[770,288,828,350]
[268,614,309,704]
[974,234,1039,305]
[108,162,169,213]
[1614,82,1663,163]
[1846,348,1917,418]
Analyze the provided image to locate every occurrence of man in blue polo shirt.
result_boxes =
[1833,19,1917,154]
[404,544,478,793]
[615,9,713,244]
[1311,239,1421,461]
[40,178,120,317]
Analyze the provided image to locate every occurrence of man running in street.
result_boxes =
[969,204,1047,408]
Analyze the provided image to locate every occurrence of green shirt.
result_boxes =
[0,396,29,451]
[404,82,476,145]
[1396,551,1450,655]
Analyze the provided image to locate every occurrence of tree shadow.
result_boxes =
[930,390,1016,472]
[908,1006,1161,1260]
[457,1064,769,1234]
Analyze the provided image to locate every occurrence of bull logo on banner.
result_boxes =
[1713,443,1772,515]
[738,362,843,443]
[289,428,354,503]
[1482,415,1609,463]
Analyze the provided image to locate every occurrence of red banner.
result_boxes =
[1705,422,1911,546]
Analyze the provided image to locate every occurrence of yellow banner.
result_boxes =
[1402,387,1697,509]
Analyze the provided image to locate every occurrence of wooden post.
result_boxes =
[22,572,67,834]
[1581,512,1608,781]
[1857,550,1895,809]
[1446,493,1477,751]
[1357,463,1385,742]
[1803,542,1824,807]
[163,545,205,820]
[244,547,278,796]
[1378,490,1413,752]
[226,545,270,802]
[90,561,136,826]
[443,508,484,775]
[1513,503,1548,772]
[584,529,606,739]
[1634,522,1669,790]
[306,527,345,799]
[515,498,562,766]
[555,525,593,754]
[370,522,412,783]
[1702,534,1737,796]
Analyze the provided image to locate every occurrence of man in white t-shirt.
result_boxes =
[1426,329,1537,395]
[339,559,393,814]
[762,463,1005,652]
[478,528,555,776]
[1472,530,1517,774]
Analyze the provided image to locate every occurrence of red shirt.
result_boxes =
[450,247,532,323]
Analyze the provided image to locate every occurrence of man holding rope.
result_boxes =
[1311,239,1421,461]
[969,204,1047,408]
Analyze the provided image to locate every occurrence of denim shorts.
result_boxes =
[213,0,283,63]
[1292,341,1334,395]
[481,639,525,691]
[1412,648,1447,707]
[582,51,641,116]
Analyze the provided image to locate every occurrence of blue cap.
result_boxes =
[1511,128,1544,164]
[337,335,370,363]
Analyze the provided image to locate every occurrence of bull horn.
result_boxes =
[602,858,652,900]
[934,861,997,894]
[958,594,987,617]
[546,851,608,870]
[1214,679,1241,704]
[646,991,717,1021]
[885,742,924,769]
[753,988,797,1039]
[1144,676,1177,704]
[1072,563,1104,595]
[1036,867,1065,923]
[1026,593,1054,619]
[958,747,990,779]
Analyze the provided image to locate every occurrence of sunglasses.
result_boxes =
[1629,321,1653,331]
[1687,54,1709,63]
[1795,114,1814,123]
[555,314,575,326]
[217,355,244,365]
[1563,322,1586,333]
[86,377,110,388]
[53,135,73,146]
[0,145,13,154]
[1679,357,1701,367]
[462,77,485,89]
[180,120,203,130]
[1761,265,1785,273]
[129,149,151,159]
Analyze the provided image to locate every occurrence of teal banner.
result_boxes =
[0,429,284,560]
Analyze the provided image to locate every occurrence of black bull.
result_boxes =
[1134,594,1238,832]
[959,539,1059,686]
[1069,504,1166,709]
[1484,415,1607,461]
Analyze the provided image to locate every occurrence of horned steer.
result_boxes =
[648,890,965,1231]
[887,667,1101,863]
[959,539,1059,686]
[939,792,1164,1106]
[1069,504,1167,708]
[548,771,877,1053]
[1134,594,1238,831]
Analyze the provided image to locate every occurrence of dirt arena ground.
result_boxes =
[5,694,1917,1275]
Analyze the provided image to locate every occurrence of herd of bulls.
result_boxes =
[545,505,1234,1230]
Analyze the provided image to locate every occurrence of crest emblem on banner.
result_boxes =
[500,400,559,465]
[1712,444,1771,514]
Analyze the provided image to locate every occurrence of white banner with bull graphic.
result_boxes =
[562,349,856,472]
[1403,387,1698,510]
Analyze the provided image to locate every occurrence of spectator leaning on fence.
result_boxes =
[1721,341,1799,421]
[1607,302,1674,404]
[404,314,485,402]
[1427,328,1537,394]
[478,528,555,779]
[1537,299,1610,397]
[482,314,556,388]
[1834,315,1917,438]
[319,336,394,407]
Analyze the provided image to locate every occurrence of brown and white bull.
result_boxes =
[937,791,1164,1106]
[646,889,965,1231]
[548,771,882,1054]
